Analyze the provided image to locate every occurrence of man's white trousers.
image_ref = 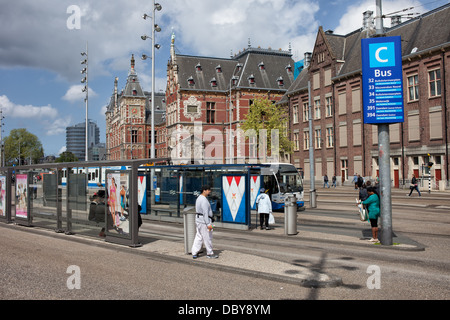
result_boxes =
[191,222,213,256]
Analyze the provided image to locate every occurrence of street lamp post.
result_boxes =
[81,42,89,161]
[142,2,162,161]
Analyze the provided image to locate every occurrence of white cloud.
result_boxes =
[45,116,73,136]
[163,0,320,58]
[62,85,97,103]
[0,95,58,119]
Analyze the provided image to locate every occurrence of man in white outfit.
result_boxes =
[256,188,272,230]
[191,185,218,259]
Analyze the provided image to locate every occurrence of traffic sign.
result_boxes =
[361,36,404,124]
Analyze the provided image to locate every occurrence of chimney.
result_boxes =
[304,52,312,68]
[390,15,402,27]
[362,10,374,30]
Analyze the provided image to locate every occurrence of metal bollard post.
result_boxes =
[183,212,196,254]
[285,195,298,235]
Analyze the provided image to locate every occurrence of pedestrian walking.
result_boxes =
[362,186,380,243]
[359,182,369,202]
[323,175,330,188]
[352,173,358,189]
[191,185,218,259]
[408,174,421,197]
[332,175,337,188]
[255,188,272,230]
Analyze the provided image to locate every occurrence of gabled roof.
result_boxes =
[175,47,295,92]
[284,3,450,95]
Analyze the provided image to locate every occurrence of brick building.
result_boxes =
[165,34,295,164]
[283,4,450,189]
[105,55,166,160]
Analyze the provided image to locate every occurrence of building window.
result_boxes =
[407,74,419,101]
[259,62,265,70]
[196,63,202,72]
[188,76,195,86]
[325,96,333,117]
[248,75,255,85]
[303,131,310,150]
[206,102,215,124]
[314,98,321,119]
[277,76,284,87]
[131,130,138,143]
[303,102,309,122]
[216,65,222,73]
[326,127,334,148]
[294,132,300,151]
[210,78,217,87]
[315,129,322,149]
[293,105,299,124]
[428,69,441,97]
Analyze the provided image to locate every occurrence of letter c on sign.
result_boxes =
[375,47,388,63]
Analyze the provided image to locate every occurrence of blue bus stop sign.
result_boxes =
[361,36,404,124]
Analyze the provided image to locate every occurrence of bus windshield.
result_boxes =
[278,165,303,193]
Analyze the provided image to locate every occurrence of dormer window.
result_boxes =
[210,77,217,87]
[248,74,255,85]
[236,63,243,72]
[285,64,292,73]
[231,76,239,86]
[277,76,284,87]
[216,65,222,73]
[258,62,265,70]
[188,76,195,86]
[196,63,202,72]
[132,89,137,96]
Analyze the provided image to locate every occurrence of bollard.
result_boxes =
[285,195,298,235]
[183,211,196,254]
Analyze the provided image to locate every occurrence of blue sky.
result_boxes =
[0,0,445,157]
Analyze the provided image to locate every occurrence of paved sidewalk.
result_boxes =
[2,184,434,289]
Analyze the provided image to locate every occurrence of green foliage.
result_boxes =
[240,98,293,156]
[4,128,44,165]
[56,151,79,163]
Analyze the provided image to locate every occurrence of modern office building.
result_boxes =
[66,120,100,161]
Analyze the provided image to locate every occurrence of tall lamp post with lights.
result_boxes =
[81,42,89,161]
[141,2,162,161]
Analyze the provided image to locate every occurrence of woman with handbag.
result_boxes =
[362,186,380,243]
[256,188,272,230]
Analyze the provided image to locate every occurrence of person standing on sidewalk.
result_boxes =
[408,174,421,197]
[362,186,380,242]
[192,185,218,259]
[256,188,272,230]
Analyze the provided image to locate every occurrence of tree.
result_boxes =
[4,128,44,165]
[240,98,293,159]
[56,151,79,163]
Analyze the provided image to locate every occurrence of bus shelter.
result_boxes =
[0,159,168,247]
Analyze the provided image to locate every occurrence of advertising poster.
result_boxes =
[15,174,28,219]
[0,176,6,217]
[106,171,130,235]
[222,175,246,224]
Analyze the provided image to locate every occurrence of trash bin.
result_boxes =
[284,195,298,235]
[183,211,196,254]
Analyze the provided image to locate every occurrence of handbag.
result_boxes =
[268,213,275,225]
[359,207,368,221]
